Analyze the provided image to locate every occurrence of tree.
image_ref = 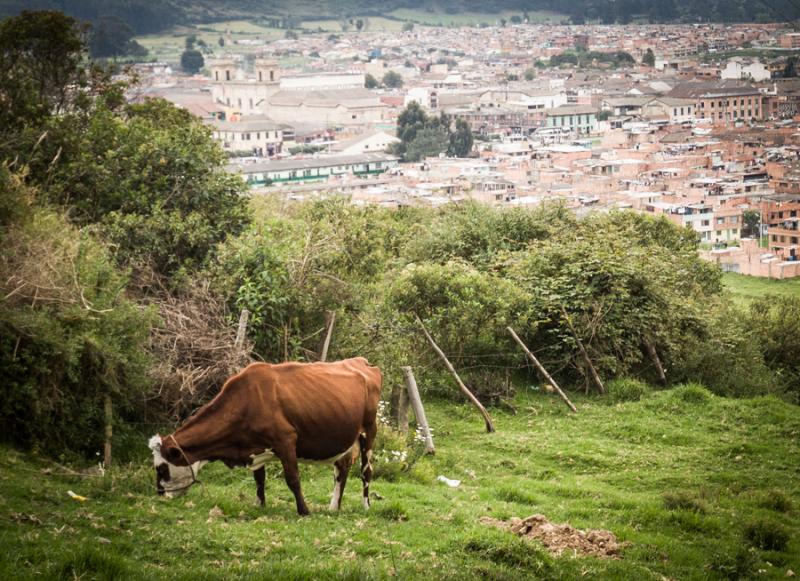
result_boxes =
[218,36,224,47]
[402,22,414,32]
[524,67,536,81]
[382,70,404,89]
[89,15,145,58]
[0,11,88,132]
[181,49,204,74]
[33,98,250,277]
[784,56,799,78]
[285,29,298,40]
[510,15,522,24]
[742,209,761,238]
[364,73,379,89]
[642,48,656,67]
[448,118,474,158]
[355,19,364,31]
[405,127,449,161]
[185,34,197,50]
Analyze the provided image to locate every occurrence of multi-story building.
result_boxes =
[668,82,763,124]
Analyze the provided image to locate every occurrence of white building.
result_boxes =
[331,130,399,155]
[721,59,771,83]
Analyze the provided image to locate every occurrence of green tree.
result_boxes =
[749,296,800,401]
[0,11,88,133]
[355,19,364,31]
[285,29,298,40]
[742,209,761,238]
[524,67,536,81]
[32,98,250,277]
[382,70,404,88]
[180,49,204,74]
[402,22,414,32]
[218,36,224,47]
[448,118,473,157]
[89,15,146,58]
[642,48,656,67]
[365,73,379,89]
[405,127,449,162]
[185,34,197,50]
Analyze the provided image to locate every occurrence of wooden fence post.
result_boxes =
[643,337,667,386]
[104,395,113,467]
[559,306,605,394]
[415,315,495,433]
[507,326,578,413]
[390,382,409,434]
[319,310,336,362]
[402,367,434,454]
[234,308,250,351]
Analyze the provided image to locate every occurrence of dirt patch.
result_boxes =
[480,514,627,559]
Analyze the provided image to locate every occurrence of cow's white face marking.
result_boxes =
[149,435,204,497]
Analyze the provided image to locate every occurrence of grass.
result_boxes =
[1,388,798,579]
[722,272,800,306]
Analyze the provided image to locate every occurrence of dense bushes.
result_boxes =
[0,205,154,456]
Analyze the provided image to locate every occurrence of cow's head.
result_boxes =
[148,434,204,498]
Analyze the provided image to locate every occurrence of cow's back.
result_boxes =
[240,359,380,461]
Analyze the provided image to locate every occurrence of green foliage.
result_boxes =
[748,295,800,402]
[743,518,791,551]
[364,72,379,89]
[180,48,205,73]
[707,547,758,580]
[382,70,403,88]
[88,15,146,58]
[663,491,707,513]
[549,49,636,69]
[447,118,473,157]
[0,209,154,456]
[33,98,250,277]
[402,21,414,32]
[642,48,655,67]
[404,126,449,161]
[758,490,793,513]
[607,377,649,402]
[0,11,87,134]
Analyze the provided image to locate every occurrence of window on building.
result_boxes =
[701,220,710,226]
[717,218,725,224]
[225,71,230,81]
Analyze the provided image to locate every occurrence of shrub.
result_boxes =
[607,377,649,402]
[707,547,758,580]
[757,489,793,513]
[0,210,154,456]
[672,383,713,404]
[663,491,707,513]
[743,518,790,551]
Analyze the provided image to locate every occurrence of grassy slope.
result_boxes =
[722,272,800,306]
[1,387,798,579]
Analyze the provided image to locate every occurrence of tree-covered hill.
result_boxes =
[1,0,799,34]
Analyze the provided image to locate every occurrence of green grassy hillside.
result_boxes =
[1,386,797,579]
[722,272,800,306]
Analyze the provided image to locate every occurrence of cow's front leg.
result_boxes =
[277,449,309,516]
[253,466,265,507]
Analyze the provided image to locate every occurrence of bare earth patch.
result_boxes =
[480,514,628,559]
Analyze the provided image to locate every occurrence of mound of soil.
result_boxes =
[480,514,627,559]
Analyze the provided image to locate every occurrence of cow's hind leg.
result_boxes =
[329,450,354,511]
[276,447,309,516]
[253,466,265,507]
[359,425,377,509]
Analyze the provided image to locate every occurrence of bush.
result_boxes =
[663,491,707,514]
[608,378,649,402]
[743,518,790,551]
[672,383,713,404]
[707,547,758,580]
[757,489,793,513]
[0,210,154,456]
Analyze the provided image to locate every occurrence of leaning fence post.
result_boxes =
[390,382,409,434]
[319,310,336,362]
[234,308,250,351]
[415,315,495,433]
[402,367,434,454]
[559,306,605,394]
[507,326,578,413]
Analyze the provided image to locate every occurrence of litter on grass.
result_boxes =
[437,476,461,487]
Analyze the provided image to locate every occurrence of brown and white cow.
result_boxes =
[149,357,382,515]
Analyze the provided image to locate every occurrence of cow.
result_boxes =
[149,357,382,516]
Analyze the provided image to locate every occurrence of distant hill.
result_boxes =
[2,0,799,34]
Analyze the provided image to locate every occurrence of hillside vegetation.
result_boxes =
[1,0,799,35]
